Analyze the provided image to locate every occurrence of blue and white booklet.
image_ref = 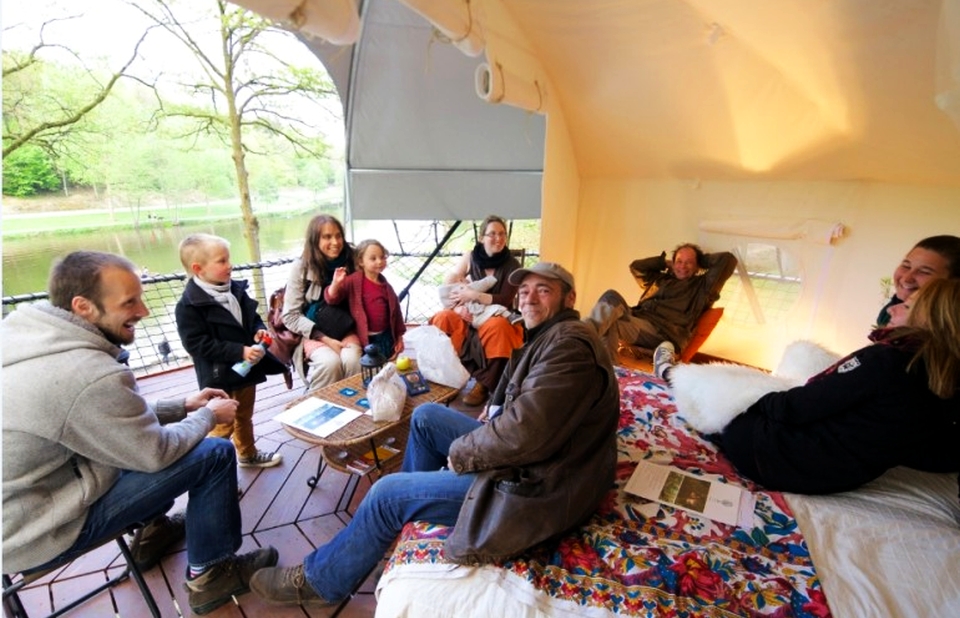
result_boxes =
[276,397,363,438]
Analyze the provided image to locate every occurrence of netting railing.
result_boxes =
[2,251,534,378]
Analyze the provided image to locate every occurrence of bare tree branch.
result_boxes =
[3,25,154,158]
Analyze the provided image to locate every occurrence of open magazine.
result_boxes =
[345,444,401,475]
[625,460,756,528]
[275,397,363,439]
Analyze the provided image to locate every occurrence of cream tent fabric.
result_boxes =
[233,0,960,367]
[273,0,960,187]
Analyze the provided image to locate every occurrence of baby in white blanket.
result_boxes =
[438,275,514,327]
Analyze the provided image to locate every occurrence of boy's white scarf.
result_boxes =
[194,278,242,325]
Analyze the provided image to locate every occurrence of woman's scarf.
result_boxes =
[319,251,351,288]
[471,242,511,270]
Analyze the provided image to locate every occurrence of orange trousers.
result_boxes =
[429,310,523,360]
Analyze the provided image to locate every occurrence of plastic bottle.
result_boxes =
[232,333,273,377]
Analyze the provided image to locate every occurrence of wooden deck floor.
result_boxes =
[8,367,487,618]
[8,351,651,618]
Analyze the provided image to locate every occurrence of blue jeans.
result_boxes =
[31,438,241,573]
[303,403,481,601]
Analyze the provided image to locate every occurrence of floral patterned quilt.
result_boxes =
[383,368,832,617]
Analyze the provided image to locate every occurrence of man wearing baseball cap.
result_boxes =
[252,262,620,607]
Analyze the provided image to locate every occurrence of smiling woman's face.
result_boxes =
[317,222,344,261]
[892,247,949,301]
[480,221,507,257]
[886,291,916,328]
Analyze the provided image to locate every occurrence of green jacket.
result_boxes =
[629,251,737,349]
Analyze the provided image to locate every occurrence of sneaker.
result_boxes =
[130,512,186,572]
[238,450,283,468]
[249,564,333,607]
[653,341,677,380]
[185,546,279,615]
[462,382,489,407]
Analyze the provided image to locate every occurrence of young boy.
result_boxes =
[175,233,285,468]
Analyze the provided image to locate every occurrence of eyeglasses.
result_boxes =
[483,232,507,239]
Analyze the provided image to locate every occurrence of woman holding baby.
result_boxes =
[429,215,524,406]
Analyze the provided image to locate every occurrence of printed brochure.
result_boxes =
[625,460,755,528]
[276,397,363,439]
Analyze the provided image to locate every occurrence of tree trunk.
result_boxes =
[222,38,265,305]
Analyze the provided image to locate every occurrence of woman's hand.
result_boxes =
[323,337,343,355]
[449,283,482,304]
[454,305,473,322]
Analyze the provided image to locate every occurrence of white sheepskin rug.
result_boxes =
[670,340,840,435]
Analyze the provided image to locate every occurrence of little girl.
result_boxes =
[325,239,406,360]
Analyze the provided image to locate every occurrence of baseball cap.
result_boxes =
[507,262,576,290]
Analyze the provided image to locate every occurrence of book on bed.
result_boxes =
[625,459,756,527]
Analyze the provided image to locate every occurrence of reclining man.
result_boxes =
[1,251,278,616]
[585,243,737,360]
[250,262,620,607]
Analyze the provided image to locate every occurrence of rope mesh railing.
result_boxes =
[2,251,534,378]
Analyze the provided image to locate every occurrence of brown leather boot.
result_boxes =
[462,382,489,406]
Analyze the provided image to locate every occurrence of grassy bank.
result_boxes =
[2,193,342,238]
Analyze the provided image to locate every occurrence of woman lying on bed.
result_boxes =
[659,278,960,494]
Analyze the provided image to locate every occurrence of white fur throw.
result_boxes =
[670,340,840,435]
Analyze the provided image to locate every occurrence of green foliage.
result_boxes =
[2,144,60,196]
[3,0,343,212]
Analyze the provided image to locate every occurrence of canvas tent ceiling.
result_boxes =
[241,0,960,194]
[296,0,546,221]
[506,0,960,185]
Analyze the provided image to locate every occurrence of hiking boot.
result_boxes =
[238,450,283,468]
[130,512,186,572]
[184,546,279,615]
[249,564,333,607]
[653,341,677,381]
[462,382,488,407]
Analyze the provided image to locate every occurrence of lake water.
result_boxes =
[1,214,483,297]
[2,213,314,297]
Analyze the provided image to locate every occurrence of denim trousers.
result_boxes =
[303,403,481,602]
[33,437,242,573]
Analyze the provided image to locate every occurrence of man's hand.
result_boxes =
[185,388,230,412]
[206,397,239,425]
[476,404,490,423]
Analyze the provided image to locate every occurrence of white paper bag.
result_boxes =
[367,364,406,422]
[402,325,470,389]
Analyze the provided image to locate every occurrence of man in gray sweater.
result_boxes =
[2,251,278,615]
